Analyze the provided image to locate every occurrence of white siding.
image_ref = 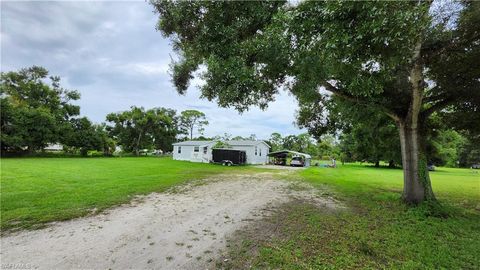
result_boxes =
[173,141,270,164]
[230,143,269,164]
[173,145,212,163]
[258,143,270,164]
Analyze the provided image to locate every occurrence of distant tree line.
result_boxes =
[295,97,479,168]
[181,128,477,168]
[266,128,476,168]
[1,66,209,156]
[2,66,476,166]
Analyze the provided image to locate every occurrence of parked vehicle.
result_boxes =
[290,156,305,167]
[274,157,287,166]
[472,164,480,169]
[212,149,247,166]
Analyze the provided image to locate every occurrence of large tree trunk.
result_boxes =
[398,121,435,204]
[396,35,436,204]
[398,42,435,203]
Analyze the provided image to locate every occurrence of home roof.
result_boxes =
[172,140,215,146]
[226,140,270,148]
[172,140,270,148]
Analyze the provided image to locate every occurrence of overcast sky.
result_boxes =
[1,0,304,139]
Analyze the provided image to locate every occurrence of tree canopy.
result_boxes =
[1,66,188,156]
[179,110,209,140]
[1,66,80,152]
[63,117,105,156]
[106,106,179,155]
[152,0,480,204]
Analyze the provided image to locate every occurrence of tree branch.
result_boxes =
[422,32,480,60]
[421,97,456,118]
[322,81,401,122]
[423,87,445,103]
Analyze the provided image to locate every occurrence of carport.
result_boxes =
[267,150,312,167]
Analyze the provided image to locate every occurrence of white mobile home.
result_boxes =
[172,140,270,164]
[172,141,216,163]
[226,140,270,164]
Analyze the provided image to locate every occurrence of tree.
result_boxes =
[63,117,103,156]
[458,135,480,167]
[340,122,401,167]
[268,132,323,157]
[317,135,336,160]
[438,92,480,167]
[95,124,117,156]
[268,132,283,152]
[152,108,179,152]
[0,97,22,150]
[296,133,315,153]
[279,133,315,154]
[212,140,231,149]
[0,66,80,153]
[428,129,466,167]
[106,106,179,155]
[152,1,480,204]
[282,135,299,152]
[179,110,209,140]
[338,133,356,165]
[313,101,402,167]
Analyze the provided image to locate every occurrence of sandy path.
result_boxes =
[1,172,337,270]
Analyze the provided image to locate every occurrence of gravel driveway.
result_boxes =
[1,172,338,270]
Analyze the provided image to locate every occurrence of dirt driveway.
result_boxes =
[1,172,338,270]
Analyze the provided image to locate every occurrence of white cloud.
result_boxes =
[1,1,305,140]
[127,62,170,75]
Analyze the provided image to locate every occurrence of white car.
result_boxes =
[290,156,304,167]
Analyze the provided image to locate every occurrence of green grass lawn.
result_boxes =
[301,164,480,210]
[0,157,260,232]
[2,158,479,268]
[220,164,480,269]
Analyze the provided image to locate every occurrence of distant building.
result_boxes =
[172,140,270,164]
[43,143,63,151]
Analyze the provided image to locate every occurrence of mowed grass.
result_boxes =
[301,164,480,209]
[0,157,259,232]
[220,164,480,269]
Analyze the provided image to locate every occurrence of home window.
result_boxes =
[255,146,258,155]
[203,147,208,154]
[194,146,199,152]
[178,146,181,154]
[259,148,262,156]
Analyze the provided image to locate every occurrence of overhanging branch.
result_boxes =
[421,98,456,118]
[322,81,401,122]
[422,32,480,60]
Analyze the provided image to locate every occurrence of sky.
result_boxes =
[1,0,304,139]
